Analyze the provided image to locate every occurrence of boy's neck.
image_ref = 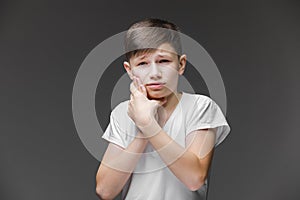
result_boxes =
[156,91,182,127]
[159,91,182,114]
[165,91,181,107]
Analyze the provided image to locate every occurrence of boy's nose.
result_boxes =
[149,63,162,79]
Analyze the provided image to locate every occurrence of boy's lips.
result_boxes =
[145,82,165,90]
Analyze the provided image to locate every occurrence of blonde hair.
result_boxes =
[124,18,182,61]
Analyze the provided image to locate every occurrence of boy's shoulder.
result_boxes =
[111,100,129,115]
[183,92,214,105]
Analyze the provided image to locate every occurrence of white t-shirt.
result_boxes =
[102,92,230,200]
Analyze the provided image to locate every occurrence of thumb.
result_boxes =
[151,98,167,107]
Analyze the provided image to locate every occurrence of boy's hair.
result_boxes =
[124,18,182,61]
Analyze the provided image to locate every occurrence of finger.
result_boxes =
[151,98,167,107]
[134,77,147,96]
[136,77,143,89]
[130,82,139,95]
[150,100,160,108]
[133,76,138,88]
[139,84,147,96]
[130,81,145,98]
[135,76,146,95]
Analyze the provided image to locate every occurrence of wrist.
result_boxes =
[138,117,162,138]
[135,131,149,142]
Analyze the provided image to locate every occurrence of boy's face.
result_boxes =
[124,43,186,100]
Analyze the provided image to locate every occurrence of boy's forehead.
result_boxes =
[137,50,174,58]
[131,43,178,60]
[156,43,178,54]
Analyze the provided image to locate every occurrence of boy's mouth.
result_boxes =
[146,82,165,90]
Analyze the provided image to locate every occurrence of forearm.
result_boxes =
[96,165,130,200]
[96,133,148,199]
[149,130,206,190]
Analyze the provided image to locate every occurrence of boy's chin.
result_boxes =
[149,96,166,101]
[148,96,167,106]
[146,90,175,101]
[147,93,166,101]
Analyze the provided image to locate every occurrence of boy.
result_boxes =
[96,18,230,200]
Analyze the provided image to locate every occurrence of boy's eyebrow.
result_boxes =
[134,53,172,62]
[132,55,147,62]
[136,55,147,59]
[132,50,175,62]
[157,53,172,57]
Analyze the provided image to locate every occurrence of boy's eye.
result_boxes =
[159,59,170,63]
[137,62,147,66]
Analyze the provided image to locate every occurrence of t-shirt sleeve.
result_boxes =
[102,108,127,149]
[186,97,231,147]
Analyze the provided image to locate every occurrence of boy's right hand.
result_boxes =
[132,76,147,97]
[128,76,166,137]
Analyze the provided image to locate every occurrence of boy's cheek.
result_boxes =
[131,71,146,84]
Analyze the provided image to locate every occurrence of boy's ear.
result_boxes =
[123,61,134,80]
[178,54,187,75]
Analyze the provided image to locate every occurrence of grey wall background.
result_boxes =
[1,0,300,199]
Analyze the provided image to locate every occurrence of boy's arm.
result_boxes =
[96,132,148,200]
[128,77,216,191]
[142,124,216,191]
